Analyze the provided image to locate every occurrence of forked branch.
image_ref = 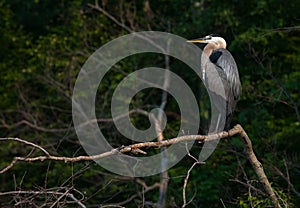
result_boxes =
[0,124,281,207]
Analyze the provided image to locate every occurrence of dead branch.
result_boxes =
[93,178,160,207]
[0,119,72,133]
[0,190,86,208]
[236,125,281,208]
[0,137,51,156]
[0,127,229,174]
[269,159,300,197]
[229,179,267,196]
[87,2,167,54]
[182,144,202,208]
[0,124,281,207]
[88,2,133,33]
[156,42,171,208]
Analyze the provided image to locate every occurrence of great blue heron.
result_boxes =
[187,34,241,130]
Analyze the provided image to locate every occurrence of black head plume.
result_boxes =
[209,34,220,37]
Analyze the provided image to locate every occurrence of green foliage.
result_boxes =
[238,187,295,208]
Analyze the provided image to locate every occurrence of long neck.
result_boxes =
[201,41,227,80]
[201,43,219,81]
[201,42,226,64]
[203,43,218,56]
[204,40,226,54]
[201,43,217,66]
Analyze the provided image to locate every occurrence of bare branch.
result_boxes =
[88,3,133,33]
[182,144,204,208]
[0,119,73,133]
[236,125,281,208]
[156,41,171,208]
[87,2,167,54]
[0,126,242,169]
[269,159,300,197]
[0,137,50,156]
[260,26,300,33]
[0,125,281,207]
[182,160,199,207]
[96,178,160,207]
[135,178,161,192]
[0,129,228,174]
[97,109,149,123]
[0,109,148,133]
[229,179,267,196]
[0,190,86,208]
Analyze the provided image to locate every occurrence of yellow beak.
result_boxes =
[186,39,207,43]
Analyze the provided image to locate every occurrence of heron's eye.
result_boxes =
[206,35,212,39]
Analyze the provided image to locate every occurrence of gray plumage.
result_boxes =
[210,48,241,130]
[187,34,241,130]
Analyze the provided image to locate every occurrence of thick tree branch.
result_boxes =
[0,127,230,173]
[0,124,281,207]
[235,125,281,208]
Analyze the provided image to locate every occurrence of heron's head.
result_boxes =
[187,34,227,48]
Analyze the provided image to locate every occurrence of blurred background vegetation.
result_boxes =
[0,0,299,207]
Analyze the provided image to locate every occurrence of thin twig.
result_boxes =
[0,137,50,156]
[0,119,72,133]
[88,3,133,33]
[87,3,167,54]
[182,144,203,208]
[229,179,267,196]
[269,159,300,197]
[0,190,86,208]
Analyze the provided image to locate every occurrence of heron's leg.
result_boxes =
[214,113,222,133]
